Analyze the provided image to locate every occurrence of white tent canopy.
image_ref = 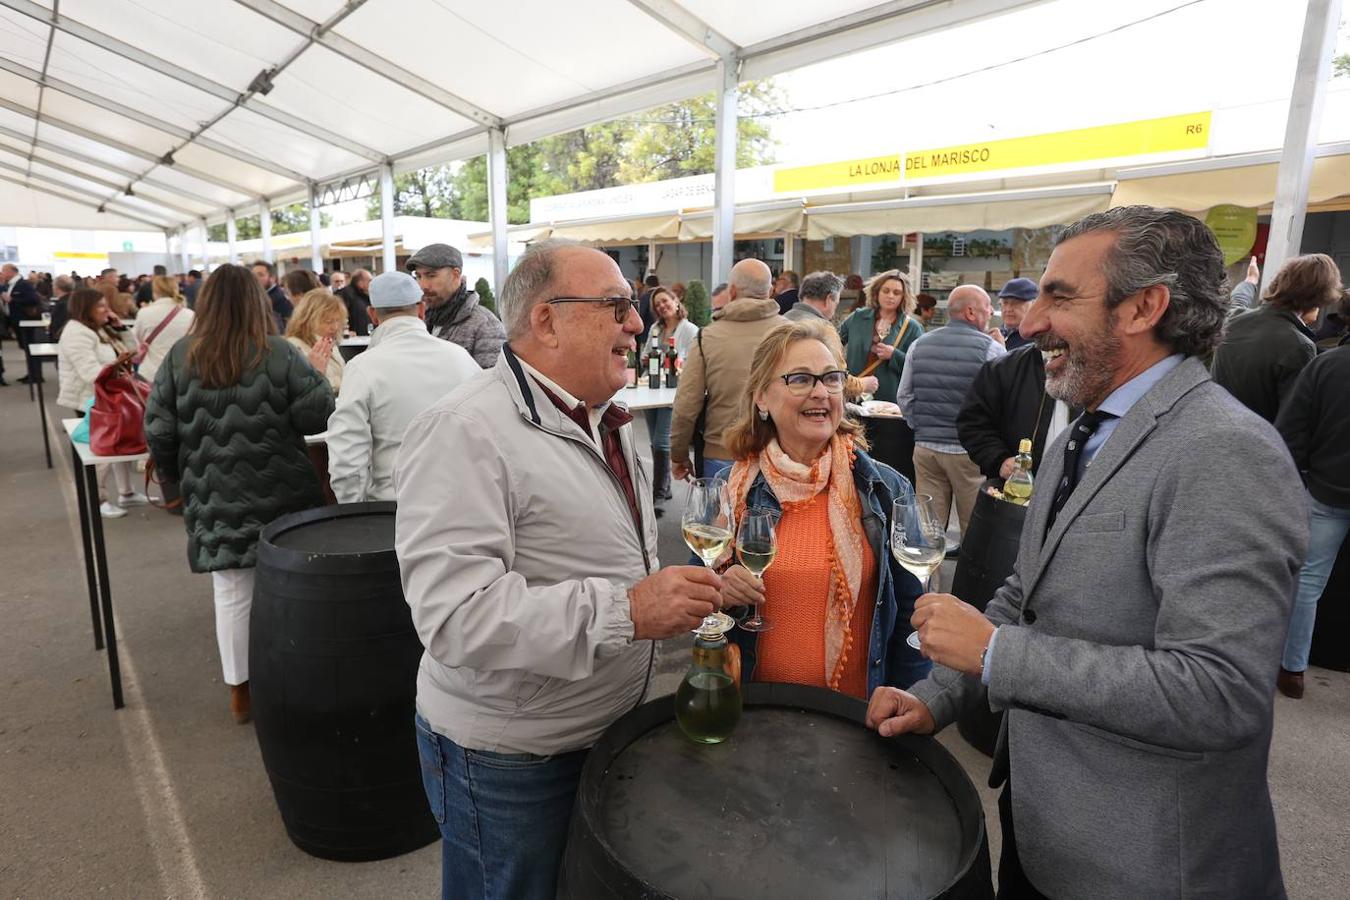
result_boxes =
[0,0,1044,237]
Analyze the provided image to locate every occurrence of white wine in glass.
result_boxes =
[892,494,947,650]
[736,509,778,632]
[682,478,736,632]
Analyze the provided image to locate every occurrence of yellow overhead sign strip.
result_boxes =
[773,112,1212,192]
[54,251,110,260]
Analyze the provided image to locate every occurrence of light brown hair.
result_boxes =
[282,268,321,299]
[725,319,866,459]
[1263,253,1343,314]
[186,264,274,389]
[650,287,686,323]
[864,269,915,316]
[285,288,347,344]
[152,275,183,304]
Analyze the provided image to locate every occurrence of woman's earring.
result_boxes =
[757,408,769,421]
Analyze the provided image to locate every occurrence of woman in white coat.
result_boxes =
[57,288,145,518]
[132,275,194,385]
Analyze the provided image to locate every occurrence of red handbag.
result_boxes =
[89,359,151,456]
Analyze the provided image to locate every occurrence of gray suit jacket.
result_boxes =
[911,357,1307,899]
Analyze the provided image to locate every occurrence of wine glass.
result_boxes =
[735,508,778,632]
[682,478,735,632]
[891,494,946,650]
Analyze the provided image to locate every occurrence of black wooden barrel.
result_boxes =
[1309,534,1350,672]
[951,485,1028,756]
[251,502,438,861]
[862,414,916,487]
[561,683,992,900]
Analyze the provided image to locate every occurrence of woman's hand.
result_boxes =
[307,336,334,372]
[721,564,765,610]
[872,341,895,360]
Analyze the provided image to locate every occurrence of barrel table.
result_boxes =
[250,502,438,861]
[860,413,916,487]
[1309,535,1350,672]
[562,683,992,900]
[950,485,1027,756]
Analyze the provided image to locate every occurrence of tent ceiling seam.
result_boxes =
[623,0,739,58]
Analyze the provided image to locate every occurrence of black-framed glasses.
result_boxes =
[780,370,847,396]
[545,296,634,323]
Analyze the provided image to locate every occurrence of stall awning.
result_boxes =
[467,223,554,251]
[678,202,806,240]
[547,213,681,244]
[804,184,1113,239]
[1111,146,1350,213]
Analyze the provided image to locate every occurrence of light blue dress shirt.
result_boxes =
[980,353,1185,683]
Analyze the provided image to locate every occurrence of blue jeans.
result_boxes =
[644,407,671,451]
[702,457,733,480]
[1282,496,1350,672]
[415,715,588,900]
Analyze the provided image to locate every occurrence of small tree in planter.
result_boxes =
[684,279,710,327]
[475,277,496,315]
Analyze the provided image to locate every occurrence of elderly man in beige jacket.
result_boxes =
[670,258,789,481]
[395,239,723,900]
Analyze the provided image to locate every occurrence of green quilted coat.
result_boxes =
[145,336,335,573]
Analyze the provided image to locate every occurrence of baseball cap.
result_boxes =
[368,271,423,309]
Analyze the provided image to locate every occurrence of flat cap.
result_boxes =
[406,243,463,272]
[998,277,1039,302]
[369,271,423,308]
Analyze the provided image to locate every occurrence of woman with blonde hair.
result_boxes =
[145,264,334,723]
[285,288,347,393]
[837,270,925,403]
[641,287,700,512]
[717,319,929,697]
[132,274,195,384]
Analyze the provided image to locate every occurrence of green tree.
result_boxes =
[475,276,495,314]
[684,279,710,327]
[1335,52,1350,79]
[364,166,458,219]
[206,205,328,241]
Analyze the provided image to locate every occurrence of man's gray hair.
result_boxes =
[499,238,580,339]
[711,282,728,296]
[729,263,772,300]
[1057,206,1229,357]
[54,274,74,292]
[799,271,843,303]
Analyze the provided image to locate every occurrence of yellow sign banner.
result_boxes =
[773,154,902,193]
[54,251,111,260]
[773,112,1212,193]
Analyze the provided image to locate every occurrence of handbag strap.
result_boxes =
[858,315,912,378]
[143,304,182,349]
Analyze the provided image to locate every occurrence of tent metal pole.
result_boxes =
[380,163,396,274]
[711,54,737,286]
[908,232,924,302]
[487,127,509,294]
[1262,0,1342,289]
[259,200,273,264]
[227,212,238,265]
[309,186,322,274]
[178,228,189,274]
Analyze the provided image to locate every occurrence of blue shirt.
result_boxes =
[982,353,1185,683]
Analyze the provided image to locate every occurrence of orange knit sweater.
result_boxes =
[753,493,877,699]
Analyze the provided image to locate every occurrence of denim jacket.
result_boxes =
[729,448,932,695]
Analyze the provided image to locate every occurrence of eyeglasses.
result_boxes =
[545,296,634,323]
[780,369,847,396]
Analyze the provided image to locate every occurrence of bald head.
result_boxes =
[728,259,773,301]
[947,285,994,331]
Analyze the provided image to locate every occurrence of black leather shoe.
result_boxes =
[1277,668,1304,699]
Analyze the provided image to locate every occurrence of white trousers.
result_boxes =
[211,568,255,686]
[100,461,134,500]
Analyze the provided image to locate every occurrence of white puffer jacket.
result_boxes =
[57,320,120,410]
[395,347,659,756]
[131,297,194,385]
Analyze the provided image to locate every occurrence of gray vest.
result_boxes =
[907,320,992,446]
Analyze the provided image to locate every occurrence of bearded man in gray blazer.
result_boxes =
[867,206,1307,899]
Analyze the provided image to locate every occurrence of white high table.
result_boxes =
[62,418,147,709]
[27,342,58,468]
[18,317,51,401]
[615,384,677,411]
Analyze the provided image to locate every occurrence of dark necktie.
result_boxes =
[1046,409,1115,532]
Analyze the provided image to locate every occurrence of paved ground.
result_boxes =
[0,342,1346,899]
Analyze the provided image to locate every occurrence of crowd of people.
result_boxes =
[4,201,1347,899]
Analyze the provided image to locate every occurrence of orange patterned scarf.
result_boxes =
[727,434,866,689]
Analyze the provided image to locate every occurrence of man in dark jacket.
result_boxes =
[338,269,373,336]
[407,243,506,368]
[636,272,661,346]
[996,277,1037,350]
[251,260,292,330]
[48,274,74,341]
[774,270,800,316]
[958,344,1077,480]
[3,263,41,385]
[1274,332,1350,699]
[1211,253,1342,422]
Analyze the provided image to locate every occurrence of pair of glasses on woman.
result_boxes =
[779,370,847,396]
[546,296,634,323]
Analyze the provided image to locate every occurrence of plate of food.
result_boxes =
[861,400,903,418]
